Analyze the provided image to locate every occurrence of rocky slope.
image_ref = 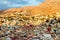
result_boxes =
[0,0,60,25]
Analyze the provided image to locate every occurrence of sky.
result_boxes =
[0,0,44,10]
